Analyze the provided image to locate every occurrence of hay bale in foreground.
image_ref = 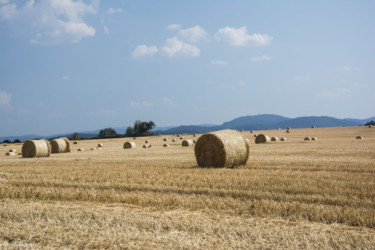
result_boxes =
[124,142,136,149]
[195,129,249,168]
[356,136,363,139]
[255,134,271,144]
[271,137,278,142]
[5,152,16,156]
[97,143,103,148]
[163,144,169,147]
[280,137,287,141]
[311,137,317,141]
[22,139,51,158]
[182,139,193,147]
[304,137,311,141]
[51,137,71,153]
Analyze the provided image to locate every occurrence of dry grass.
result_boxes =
[0,126,374,249]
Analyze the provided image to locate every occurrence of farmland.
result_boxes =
[0,126,374,249]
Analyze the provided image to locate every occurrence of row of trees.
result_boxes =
[96,120,156,139]
[2,139,21,144]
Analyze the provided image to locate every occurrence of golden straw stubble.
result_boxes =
[194,129,249,168]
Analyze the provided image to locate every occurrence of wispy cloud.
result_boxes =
[167,24,181,30]
[163,97,176,107]
[129,101,153,108]
[106,8,124,15]
[161,37,200,57]
[211,60,228,65]
[131,45,158,58]
[62,75,70,80]
[0,91,11,105]
[215,26,273,46]
[295,75,311,81]
[337,66,358,72]
[0,0,10,4]
[316,88,350,98]
[251,55,272,62]
[0,3,17,20]
[179,25,208,43]
[104,25,110,35]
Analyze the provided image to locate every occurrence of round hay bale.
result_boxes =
[278,128,281,130]
[172,139,177,142]
[77,148,84,151]
[287,127,291,130]
[193,140,197,143]
[8,149,16,153]
[97,143,103,148]
[254,134,258,138]
[194,129,249,168]
[145,140,150,144]
[163,138,168,141]
[280,137,287,141]
[311,137,317,141]
[143,144,151,148]
[180,137,184,140]
[304,137,311,141]
[51,137,71,153]
[133,137,137,140]
[3,144,7,146]
[241,129,244,132]
[369,125,373,128]
[255,134,271,144]
[312,126,315,128]
[22,139,51,158]
[182,139,193,147]
[271,137,279,141]
[250,130,254,133]
[90,148,96,150]
[163,144,169,148]
[356,136,363,140]
[286,130,290,133]
[5,152,16,156]
[124,142,136,149]
[73,141,78,144]
[193,134,196,137]
[176,134,180,137]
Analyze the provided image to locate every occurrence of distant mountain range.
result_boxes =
[1,114,374,142]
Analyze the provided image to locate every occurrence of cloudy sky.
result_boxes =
[0,0,374,137]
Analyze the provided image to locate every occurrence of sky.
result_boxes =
[0,0,374,137]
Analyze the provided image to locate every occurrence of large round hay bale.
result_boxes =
[172,138,177,142]
[311,137,317,141]
[280,137,287,141]
[163,144,169,148]
[22,139,51,158]
[304,137,311,141]
[271,137,278,141]
[356,136,363,140]
[97,143,103,148]
[124,142,136,149]
[163,138,168,141]
[194,129,249,168]
[51,137,71,153]
[5,152,16,156]
[255,134,271,144]
[182,139,193,147]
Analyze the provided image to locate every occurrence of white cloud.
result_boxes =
[62,75,70,80]
[107,8,124,15]
[0,4,18,20]
[295,75,311,81]
[0,91,11,105]
[129,101,153,108]
[0,0,10,4]
[251,55,272,62]
[104,25,110,34]
[179,25,208,43]
[167,24,181,30]
[1,0,97,44]
[316,88,350,98]
[337,66,358,72]
[211,60,228,65]
[215,26,273,46]
[163,97,175,107]
[161,37,200,57]
[132,45,158,58]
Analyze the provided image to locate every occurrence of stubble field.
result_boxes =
[0,126,374,249]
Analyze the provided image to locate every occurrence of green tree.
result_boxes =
[125,126,134,137]
[98,128,117,138]
[3,139,11,144]
[72,132,81,140]
[125,120,155,137]
[365,120,375,126]
[13,139,21,143]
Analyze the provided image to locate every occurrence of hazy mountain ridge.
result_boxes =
[1,115,374,142]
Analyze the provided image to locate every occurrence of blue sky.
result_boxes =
[0,0,374,137]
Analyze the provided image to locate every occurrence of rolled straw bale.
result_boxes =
[182,139,193,147]
[90,148,96,151]
[286,130,290,133]
[177,134,180,137]
[193,134,196,137]
[312,126,315,128]
[163,144,169,147]
[369,125,373,128]
[194,129,249,168]
[78,148,84,151]
[311,137,317,141]
[133,137,137,140]
[51,137,71,153]
[278,128,281,130]
[304,137,311,141]
[271,137,279,142]
[193,140,197,144]
[287,127,291,130]
[280,137,287,141]
[3,144,7,146]
[254,134,258,138]
[73,141,78,145]
[255,134,271,144]
[97,143,103,148]
[180,137,184,140]
[241,129,244,132]
[8,149,16,153]
[143,144,151,148]
[163,138,168,141]
[22,139,51,158]
[250,130,254,133]
[172,139,177,142]
[124,142,136,149]
[5,152,16,156]
[145,140,150,143]
[356,136,363,140]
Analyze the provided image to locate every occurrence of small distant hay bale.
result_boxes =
[311,137,317,141]
[356,136,363,140]
[78,148,84,151]
[8,149,16,153]
[143,144,151,148]
[194,129,249,168]
[163,138,168,141]
[255,134,271,144]
[286,130,290,133]
[145,140,150,143]
[22,139,51,158]
[312,126,315,128]
[254,134,258,138]
[193,134,196,137]
[304,137,311,141]
[193,140,197,143]
[5,152,16,156]
[280,137,287,141]
[90,148,96,150]
[250,130,254,133]
[124,142,136,149]
[133,137,137,140]
[51,137,71,153]
[163,144,169,147]
[278,128,281,130]
[271,137,279,141]
[73,141,78,145]
[177,134,180,137]
[172,139,177,142]
[287,127,291,130]
[97,143,103,148]
[182,139,193,147]
[369,125,373,128]
[180,137,184,140]
[241,129,244,132]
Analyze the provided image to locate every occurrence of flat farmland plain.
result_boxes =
[0,126,374,249]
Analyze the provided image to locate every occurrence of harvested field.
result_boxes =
[0,126,374,248]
